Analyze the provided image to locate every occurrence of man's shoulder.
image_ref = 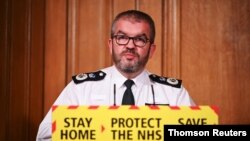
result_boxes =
[72,70,106,84]
[149,74,182,88]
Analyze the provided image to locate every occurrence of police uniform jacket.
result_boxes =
[36,65,195,140]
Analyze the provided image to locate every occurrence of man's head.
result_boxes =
[108,10,156,78]
[111,10,155,43]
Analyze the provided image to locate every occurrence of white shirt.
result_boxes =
[36,66,195,140]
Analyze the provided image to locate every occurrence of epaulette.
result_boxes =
[149,74,182,88]
[72,70,106,84]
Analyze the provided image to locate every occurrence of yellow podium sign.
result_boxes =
[52,105,218,141]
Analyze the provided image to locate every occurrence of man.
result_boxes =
[36,10,195,140]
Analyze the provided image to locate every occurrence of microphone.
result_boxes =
[151,85,156,105]
[113,84,116,106]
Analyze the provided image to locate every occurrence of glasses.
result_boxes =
[112,35,150,47]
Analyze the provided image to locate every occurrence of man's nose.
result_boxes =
[126,38,136,49]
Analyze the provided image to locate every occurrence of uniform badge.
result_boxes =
[76,73,88,81]
[149,74,182,88]
[72,71,106,84]
[167,78,179,85]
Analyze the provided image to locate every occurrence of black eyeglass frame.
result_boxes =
[112,34,151,48]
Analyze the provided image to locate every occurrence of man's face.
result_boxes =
[108,19,155,74]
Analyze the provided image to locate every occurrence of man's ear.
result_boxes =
[108,39,113,54]
[149,44,156,59]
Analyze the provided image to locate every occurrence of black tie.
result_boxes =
[122,79,135,105]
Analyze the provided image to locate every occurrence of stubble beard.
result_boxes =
[112,47,150,74]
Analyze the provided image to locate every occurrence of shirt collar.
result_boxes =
[110,65,151,88]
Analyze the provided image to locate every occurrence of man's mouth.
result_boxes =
[123,53,136,60]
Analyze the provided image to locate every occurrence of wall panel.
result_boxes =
[67,0,113,83]
[1,0,46,140]
[181,0,250,124]
[76,0,112,73]
[163,0,181,78]
[113,0,136,15]
[44,0,67,112]
[139,0,163,75]
[29,0,45,140]
[8,0,30,140]
[0,0,9,140]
